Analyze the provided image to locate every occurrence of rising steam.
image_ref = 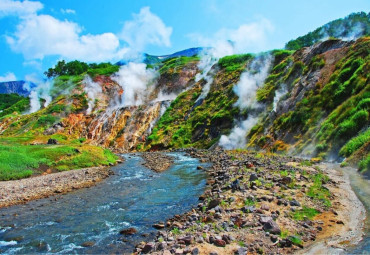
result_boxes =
[112,62,158,107]
[219,55,272,149]
[83,76,102,114]
[23,76,53,113]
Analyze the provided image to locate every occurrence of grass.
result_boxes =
[339,128,370,157]
[0,137,117,181]
[291,206,319,220]
[307,173,332,207]
[244,198,256,206]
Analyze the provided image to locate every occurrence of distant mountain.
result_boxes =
[116,47,206,66]
[0,81,35,97]
[285,12,370,50]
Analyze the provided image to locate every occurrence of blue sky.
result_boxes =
[0,0,369,81]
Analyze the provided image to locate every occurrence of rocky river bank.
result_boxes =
[132,149,365,255]
[0,166,113,208]
[142,152,175,172]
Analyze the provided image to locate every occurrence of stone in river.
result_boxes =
[119,227,137,235]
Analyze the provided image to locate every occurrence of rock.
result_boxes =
[210,252,218,255]
[207,199,220,210]
[163,250,172,255]
[281,177,292,184]
[214,239,226,247]
[157,242,167,250]
[260,204,270,211]
[279,238,292,248]
[192,247,200,255]
[270,235,278,242]
[141,242,155,253]
[249,173,258,181]
[47,139,58,145]
[290,200,300,207]
[262,219,281,235]
[81,241,95,247]
[236,247,248,255]
[241,206,256,213]
[231,179,240,190]
[175,248,184,255]
[153,223,165,229]
[119,227,137,235]
[197,166,204,170]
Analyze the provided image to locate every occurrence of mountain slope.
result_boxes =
[286,12,370,50]
[0,14,368,175]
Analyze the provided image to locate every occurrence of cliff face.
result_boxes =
[0,37,368,170]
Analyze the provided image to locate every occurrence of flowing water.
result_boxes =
[0,153,207,254]
[341,166,370,254]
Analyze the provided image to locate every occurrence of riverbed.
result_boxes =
[0,153,207,254]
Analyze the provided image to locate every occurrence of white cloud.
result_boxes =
[61,8,75,15]
[119,6,172,51]
[0,0,43,17]
[188,18,274,55]
[6,14,127,62]
[0,72,17,82]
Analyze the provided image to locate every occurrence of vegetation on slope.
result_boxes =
[285,12,370,50]
[0,136,117,181]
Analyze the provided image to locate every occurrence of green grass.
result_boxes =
[340,128,370,157]
[358,153,370,172]
[307,173,331,207]
[0,138,118,181]
[291,206,319,220]
[244,198,256,206]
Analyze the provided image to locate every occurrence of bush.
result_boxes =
[340,128,370,157]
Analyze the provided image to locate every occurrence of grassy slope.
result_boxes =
[0,66,120,181]
[145,37,369,172]
[0,136,117,181]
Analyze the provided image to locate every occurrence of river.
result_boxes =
[0,153,207,254]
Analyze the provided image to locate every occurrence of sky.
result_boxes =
[0,0,369,82]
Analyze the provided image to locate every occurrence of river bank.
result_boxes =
[141,152,175,172]
[0,166,113,208]
[134,149,366,255]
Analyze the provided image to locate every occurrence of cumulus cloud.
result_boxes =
[189,18,273,55]
[0,0,43,17]
[0,72,17,82]
[5,4,171,63]
[119,6,172,51]
[60,8,75,15]
[6,14,127,62]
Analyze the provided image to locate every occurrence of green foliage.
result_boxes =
[291,206,319,220]
[244,198,256,206]
[0,138,117,180]
[87,63,119,77]
[37,114,58,126]
[45,60,89,77]
[289,236,303,246]
[358,154,370,172]
[0,95,30,117]
[0,93,25,111]
[285,12,370,50]
[159,56,200,74]
[47,104,66,113]
[307,173,331,207]
[218,54,253,72]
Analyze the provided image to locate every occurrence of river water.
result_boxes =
[0,153,207,254]
[341,166,370,254]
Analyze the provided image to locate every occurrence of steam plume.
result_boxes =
[23,75,53,113]
[112,62,158,107]
[83,76,102,114]
[220,55,272,149]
